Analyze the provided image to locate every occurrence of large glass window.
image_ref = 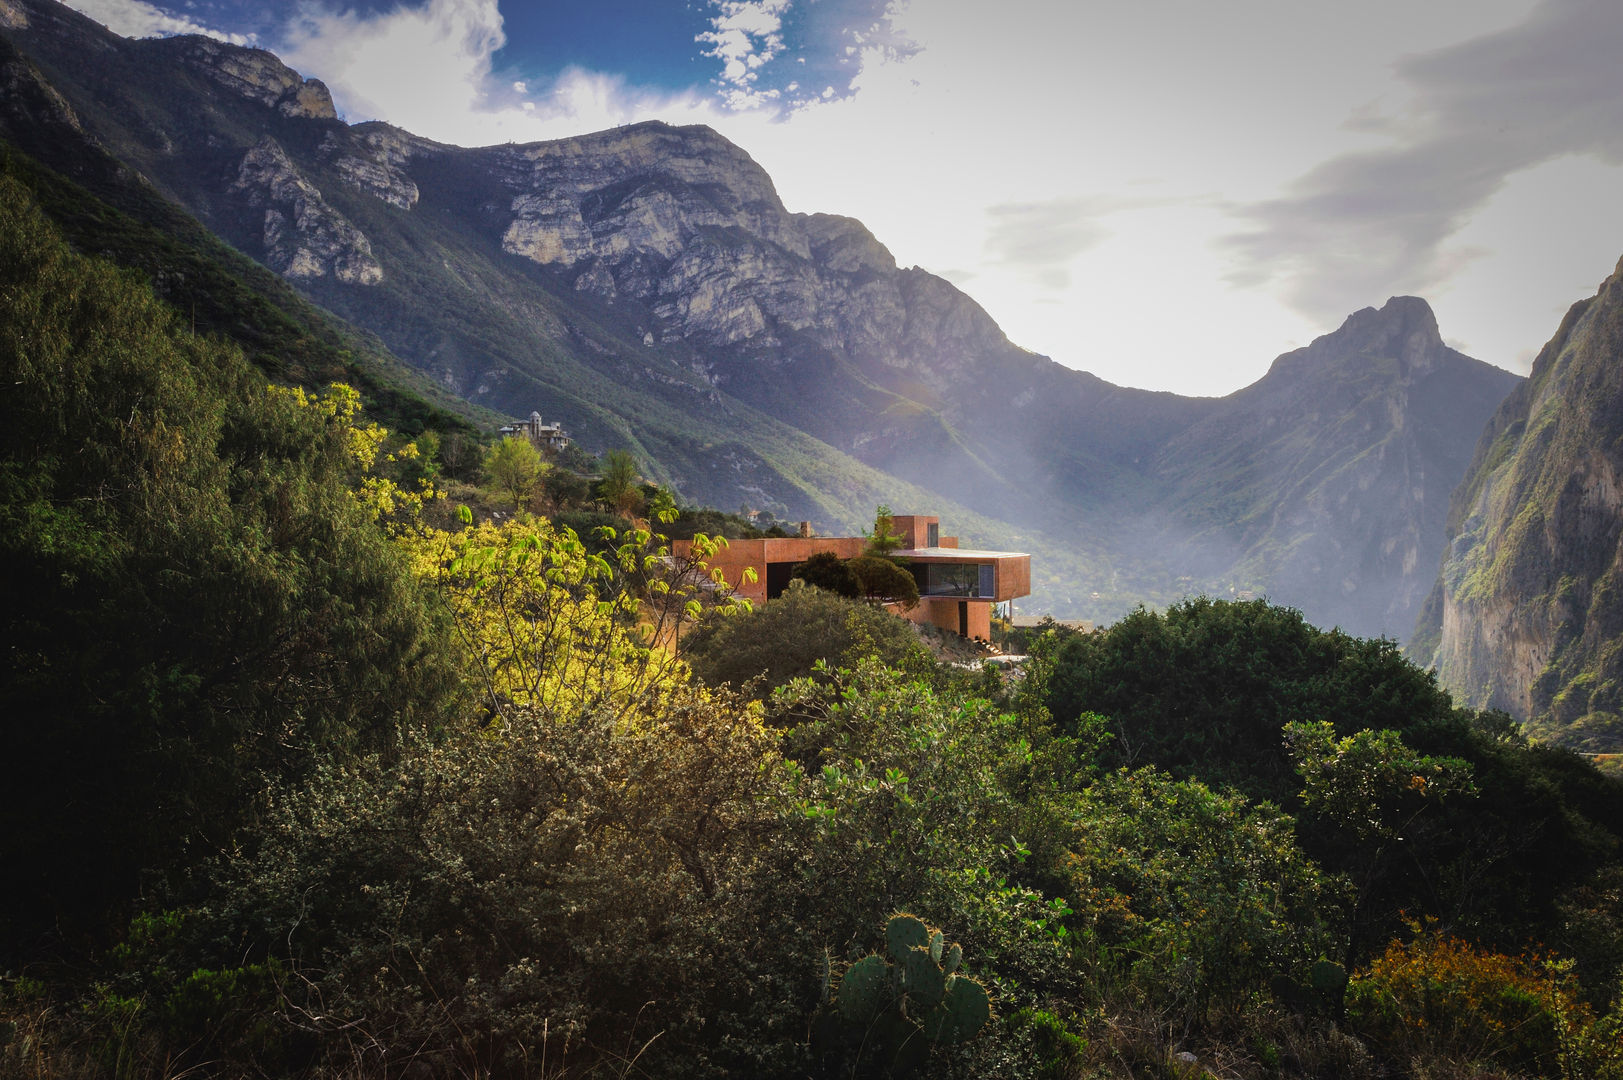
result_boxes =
[911,561,992,597]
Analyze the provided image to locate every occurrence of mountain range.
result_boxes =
[6,0,1579,695]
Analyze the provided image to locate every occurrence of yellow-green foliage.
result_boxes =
[403,519,750,722]
[271,382,446,530]
[405,519,678,719]
[1348,928,1623,1079]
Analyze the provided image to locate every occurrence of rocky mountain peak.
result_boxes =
[150,35,335,120]
[498,120,806,268]
[1265,295,1448,384]
[1342,295,1443,360]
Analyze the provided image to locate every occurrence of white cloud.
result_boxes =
[63,0,250,43]
[1224,0,1623,328]
[280,0,506,130]
[696,0,794,109]
[274,0,734,145]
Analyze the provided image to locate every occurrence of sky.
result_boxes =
[56,0,1623,396]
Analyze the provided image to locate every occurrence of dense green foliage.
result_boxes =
[1036,598,1459,802]
[0,177,463,950]
[683,581,931,696]
[4,173,1623,1080]
[1036,597,1623,975]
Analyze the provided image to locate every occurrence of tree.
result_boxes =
[541,465,592,510]
[597,448,642,517]
[685,580,930,696]
[865,503,906,558]
[1032,597,1459,801]
[483,434,545,510]
[849,554,920,609]
[790,551,861,598]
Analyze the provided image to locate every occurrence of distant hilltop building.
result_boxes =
[500,410,570,451]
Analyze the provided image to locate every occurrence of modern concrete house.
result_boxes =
[671,514,1031,641]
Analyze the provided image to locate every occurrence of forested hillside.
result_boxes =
[3,173,1622,1080]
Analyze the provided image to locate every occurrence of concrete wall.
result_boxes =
[671,536,866,603]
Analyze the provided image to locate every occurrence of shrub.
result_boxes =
[1347,928,1622,1079]
[1068,768,1341,1027]
[684,580,931,696]
[194,685,786,1077]
[849,553,920,609]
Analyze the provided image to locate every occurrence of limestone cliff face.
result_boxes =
[1417,260,1623,748]
[231,137,381,284]
[325,125,421,210]
[156,36,335,120]
[490,123,1020,410]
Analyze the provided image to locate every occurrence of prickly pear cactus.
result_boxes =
[825,913,992,1075]
[886,914,931,955]
[837,954,893,1025]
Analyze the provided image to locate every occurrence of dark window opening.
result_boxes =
[766,561,795,599]
[927,522,940,547]
[958,601,969,637]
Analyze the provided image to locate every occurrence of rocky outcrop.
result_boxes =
[0,38,81,133]
[0,0,28,30]
[326,126,420,210]
[497,123,807,268]
[162,36,335,120]
[1416,261,1623,748]
[231,137,381,284]
[491,123,1031,418]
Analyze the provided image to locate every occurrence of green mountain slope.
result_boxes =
[0,34,487,439]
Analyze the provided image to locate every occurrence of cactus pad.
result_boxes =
[898,945,946,1007]
[920,976,991,1044]
[944,943,962,975]
[837,954,893,1025]
[885,914,931,957]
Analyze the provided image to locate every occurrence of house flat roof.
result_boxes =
[896,547,1030,559]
